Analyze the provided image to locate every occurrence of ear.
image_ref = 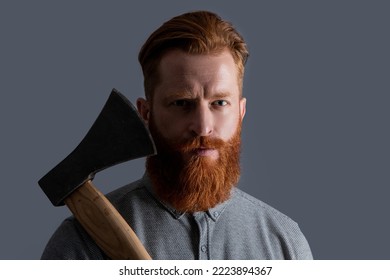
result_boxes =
[239,97,246,121]
[136,98,150,125]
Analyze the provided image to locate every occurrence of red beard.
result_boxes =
[146,117,242,213]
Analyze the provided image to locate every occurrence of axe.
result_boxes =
[38,88,155,260]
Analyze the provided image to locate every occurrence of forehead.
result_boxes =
[155,49,240,98]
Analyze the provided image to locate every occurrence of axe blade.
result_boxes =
[38,88,156,206]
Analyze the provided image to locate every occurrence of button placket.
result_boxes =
[193,213,210,260]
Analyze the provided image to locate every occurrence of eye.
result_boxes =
[172,100,189,107]
[212,100,229,106]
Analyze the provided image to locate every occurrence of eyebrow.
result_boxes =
[212,92,232,99]
[164,91,232,103]
[163,92,194,102]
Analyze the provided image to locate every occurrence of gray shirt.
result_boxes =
[41,175,313,260]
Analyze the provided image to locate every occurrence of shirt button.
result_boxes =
[213,211,219,218]
[201,245,207,252]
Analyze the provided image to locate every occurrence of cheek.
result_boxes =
[151,108,185,139]
[214,112,241,141]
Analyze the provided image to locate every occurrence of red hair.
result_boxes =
[138,11,249,100]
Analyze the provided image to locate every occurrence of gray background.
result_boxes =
[1,0,389,260]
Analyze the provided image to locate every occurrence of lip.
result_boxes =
[193,148,218,158]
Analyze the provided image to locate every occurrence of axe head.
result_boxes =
[38,88,156,206]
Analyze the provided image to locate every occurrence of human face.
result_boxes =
[137,49,246,160]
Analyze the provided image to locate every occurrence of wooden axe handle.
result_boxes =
[64,180,152,260]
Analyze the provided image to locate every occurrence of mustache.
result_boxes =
[172,136,227,153]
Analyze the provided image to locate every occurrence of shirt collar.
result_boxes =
[142,173,233,222]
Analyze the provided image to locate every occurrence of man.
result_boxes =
[42,11,313,260]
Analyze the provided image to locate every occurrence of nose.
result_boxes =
[189,103,213,137]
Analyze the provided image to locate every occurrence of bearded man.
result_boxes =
[41,11,313,260]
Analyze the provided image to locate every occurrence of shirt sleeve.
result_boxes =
[288,223,314,260]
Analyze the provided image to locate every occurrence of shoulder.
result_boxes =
[231,188,295,225]
[105,177,155,212]
[229,188,313,259]
[41,217,106,259]
[106,178,147,203]
[41,177,148,260]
